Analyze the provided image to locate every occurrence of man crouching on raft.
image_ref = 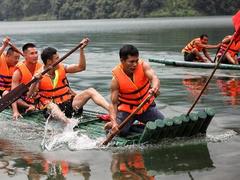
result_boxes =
[182,34,220,63]
[28,38,109,123]
[106,44,164,136]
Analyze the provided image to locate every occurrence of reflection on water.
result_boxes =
[111,142,214,180]
[216,77,240,106]
[182,76,208,99]
[0,138,214,179]
[142,143,214,174]
[0,139,91,179]
[111,152,154,180]
[182,76,240,106]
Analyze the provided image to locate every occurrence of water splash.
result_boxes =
[206,130,237,143]
[42,118,103,151]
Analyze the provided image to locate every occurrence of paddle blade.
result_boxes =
[233,10,240,32]
[8,42,24,57]
[232,10,240,42]
[0,84,28,112]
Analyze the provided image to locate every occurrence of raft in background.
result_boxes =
[149,58,240,70]
[0,108,215,147]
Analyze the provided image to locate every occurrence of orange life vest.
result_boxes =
[112,60,154,114]
[16,61,42,104]
[182,38,204,53]
[38,64,72,108]
[218,37,240,58]
[0,54,15,91]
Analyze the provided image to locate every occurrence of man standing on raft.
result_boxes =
[107,44,164,136]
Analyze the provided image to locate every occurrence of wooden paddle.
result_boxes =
[101,93,154,146]
[187,31,240,115]
[0,42,83,113]
[213,47,220,63]
[8,42,24,57]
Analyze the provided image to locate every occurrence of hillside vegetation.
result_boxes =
[0,0,238,21]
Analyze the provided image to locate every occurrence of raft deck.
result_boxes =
[0,108,215,147]
[78,108,215,146]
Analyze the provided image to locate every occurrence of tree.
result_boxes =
[0,0,24,20]
[21,0,51,17]
[194,0,240,15]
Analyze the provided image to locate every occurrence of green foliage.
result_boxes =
[0,0,238,21]
[0,0,24,20]
[193,0,240,15]
[153,0,200,17]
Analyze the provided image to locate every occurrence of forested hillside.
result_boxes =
[0,0,239,21]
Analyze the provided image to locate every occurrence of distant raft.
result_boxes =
[0,108,215,147]
[149,58,240,70]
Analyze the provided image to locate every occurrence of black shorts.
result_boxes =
[184,52,197,62]
[220,55,233,64]
[43,97,83,119]
[0,90,3,97]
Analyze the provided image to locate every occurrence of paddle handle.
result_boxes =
[213,47,220,63]
[187,32,239,115]
[102,93,154,146]
[26,43,83,87]
[8,42,24,57]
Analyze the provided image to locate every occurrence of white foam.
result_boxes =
[42,118,103,151]
[206,130,237,143]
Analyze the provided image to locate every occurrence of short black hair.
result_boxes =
[22,43,36,52]
[200,34,208,39]
[119,44,139,60]
[6,47,15,55]
[41,47,57,65]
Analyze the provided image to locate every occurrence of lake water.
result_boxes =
[0,16,240,180]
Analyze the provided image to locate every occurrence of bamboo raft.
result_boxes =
[70,108,215,146]
[149,58,240,70]
[0,108,215,147]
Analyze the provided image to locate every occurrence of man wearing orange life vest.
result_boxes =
[108,45,164,136]
[217,35,240,64]
[182,34,220,62]
[28,38,109,122]
[0,37,20,97]
[11,43,43,120]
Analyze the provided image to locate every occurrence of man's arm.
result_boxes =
[65,38,89,73]
[27,81,39,99]
[109,77,120,133]
[0,37,10,56]
[142,61,160,95]
[26,72,42,98]
[195,41,220,49]
[202,49,213,62]
[11,69,22,120]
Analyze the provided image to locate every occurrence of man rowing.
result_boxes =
[107,44,164,136]
[11,43,43,120]
[28,38,109,123]
[182,34,220,63]
[217,35,240,64]
[0,37,20,97]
